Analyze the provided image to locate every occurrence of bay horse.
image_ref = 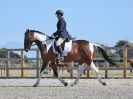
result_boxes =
[24,29,119,87]
[128,60,133,73]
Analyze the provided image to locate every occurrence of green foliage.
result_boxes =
[0,51,7,58]
[0,50,21,67]
[115,40,129,47]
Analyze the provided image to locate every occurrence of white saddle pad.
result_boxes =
[52,40,72,56]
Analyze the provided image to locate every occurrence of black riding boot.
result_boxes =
[56,46,64,62]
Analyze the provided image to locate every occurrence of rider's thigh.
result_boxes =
[56,38,65,46]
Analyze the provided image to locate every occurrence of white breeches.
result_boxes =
[56,38,65,46]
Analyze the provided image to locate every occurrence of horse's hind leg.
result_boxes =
[90,61,106,86]
[52,66,68,86]
[82,43,106,86]
[33,61,49,87]
[71,65,84,86]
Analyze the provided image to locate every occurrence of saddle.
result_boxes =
[53,39,72,56]
[54,39,69,50]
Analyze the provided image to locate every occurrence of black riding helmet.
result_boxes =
[55,10,64,16]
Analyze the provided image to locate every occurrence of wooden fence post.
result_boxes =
[105,62,109,78]
[70,62,74,78]
[0,61,2,75]
[6,51,10,78]
[36,49,40,78]
[123,48,127,78]
[21,49,24,77]
[87,68,90,78]
[96,61,98,67]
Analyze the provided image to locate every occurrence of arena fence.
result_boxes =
[0,47,133,78]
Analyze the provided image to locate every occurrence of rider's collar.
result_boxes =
[58,17,63,21]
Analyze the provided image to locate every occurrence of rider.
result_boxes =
[52,10,70,62]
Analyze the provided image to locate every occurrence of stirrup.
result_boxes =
[57,56,64,61]
[56,59,62,64]
[60,57,64,62]
[57,59,62,64]
[59,54,64,61]
[56,57,64,64]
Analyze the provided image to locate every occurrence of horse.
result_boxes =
[24,29,119,87]
[127,60,133,73]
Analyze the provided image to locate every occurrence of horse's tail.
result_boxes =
[93,43,119,68]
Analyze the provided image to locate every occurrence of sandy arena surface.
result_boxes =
[0,79,133,99]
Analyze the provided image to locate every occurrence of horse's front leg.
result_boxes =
[33,61,49,87]
[52,66,68,86]
[71,65,84,86]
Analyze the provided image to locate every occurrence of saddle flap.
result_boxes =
[52,40,72,56]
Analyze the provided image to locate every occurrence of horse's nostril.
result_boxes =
[25,49,29,52]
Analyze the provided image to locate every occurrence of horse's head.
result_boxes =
[24,29,35,52]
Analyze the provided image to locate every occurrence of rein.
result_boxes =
[31,38,54,47]
[31,43,37,46]
[30,30,54,47]
[30,30,50,38]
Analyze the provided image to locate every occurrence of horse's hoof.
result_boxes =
[71,84,75,86]
[64,82,68,86]
[102,82,106,86]
[33,84,38,87]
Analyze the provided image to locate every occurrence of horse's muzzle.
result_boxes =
[24,48,29,52]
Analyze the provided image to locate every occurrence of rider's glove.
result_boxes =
[49,36,54,39]
[49,35,55,39]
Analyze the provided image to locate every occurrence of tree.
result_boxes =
[0,48,20,58]
[115,40,129,47]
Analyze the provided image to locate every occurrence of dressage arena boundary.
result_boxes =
[0,47,133,78]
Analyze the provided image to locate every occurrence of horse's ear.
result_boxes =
[25,29,29,34]
[26,29,29,32]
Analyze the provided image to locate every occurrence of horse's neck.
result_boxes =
[35,40,47,55]
[35,40,55,61]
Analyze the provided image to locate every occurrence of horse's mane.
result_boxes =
[30,30,45,35]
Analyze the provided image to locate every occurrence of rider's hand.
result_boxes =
[49,35,54,39]
[53,32,57,36]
